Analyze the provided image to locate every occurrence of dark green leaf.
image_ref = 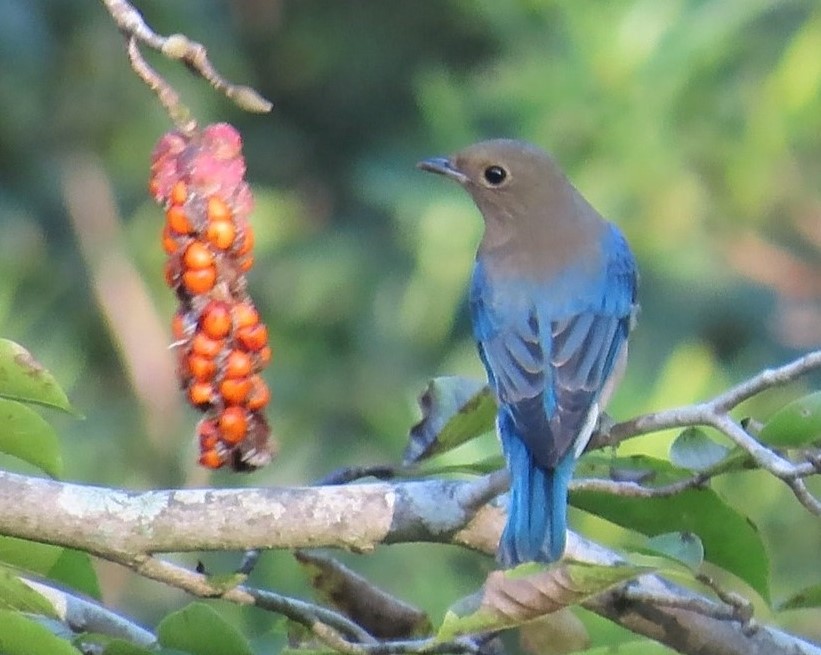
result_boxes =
[0,567,57,617]
[759,391,821,448]
[437,561,650,640]
[571,461,770,600]
[0,610,81,655]
[48,549,101,600]
[0,339,75,415]
[157,602,253,655]
[669,428,730,471]
[418,453,505,477]
[0,537,101,600]
[101,641,157,655]
[0,398,63,477]
[404,377,495,464]
[639,532,705,570]
[777,583,821,611]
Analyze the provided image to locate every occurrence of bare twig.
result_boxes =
[19,575,156,647]
[590,349,821,517]
[100,0,271,129]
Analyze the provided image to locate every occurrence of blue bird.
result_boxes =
[419,140,637,565]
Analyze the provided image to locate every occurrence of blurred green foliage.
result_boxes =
[0,0,819,650]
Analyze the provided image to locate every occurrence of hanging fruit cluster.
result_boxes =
[149,123,275,471]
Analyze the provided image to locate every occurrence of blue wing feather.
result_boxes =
[471,224,637,469]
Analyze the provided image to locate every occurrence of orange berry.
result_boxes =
[207,196,231,222]
[191,332,223,359]
[183,241,215,270]
[246,376,270,411]
[258,346,273,367]
[232,303,260,329]
[201,301,232,340]
[167,205,193,235]
[199,449,224,469]
[198,419,220,450]
[205,219,236,250]
[224,350,253,378]
[219,406,248,445]
[239,255,255,272]
[188,354,217,381]
[220,376,252,405]
[148,178,160,199]
[189,381,215,407]
[236,225,255,256]
[164,260,180,287]
[170,180,188,206]
[182,266,217,294]
[171,312,191,341]
[162,225,179,255]
[236,323,268,352]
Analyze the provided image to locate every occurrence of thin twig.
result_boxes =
[100,0,271,129]
[589,349,821,518]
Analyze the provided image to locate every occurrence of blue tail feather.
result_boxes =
[498,423,576,567]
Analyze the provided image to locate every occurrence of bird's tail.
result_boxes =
[498,420,576,567]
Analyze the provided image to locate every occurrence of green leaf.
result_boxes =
[0,567,57,617]
[575,641,678,655]
[48,549,101,600]
[0,398,63,477]
[404,377,495,464]
[0,609,81,655]
[418,453,505,477]
[571,461,770,600]
[640,532,705,570]
[437,560,651,640]
[0,537,101,600]
[777,583,821,611]
[669,428,730,471]
[157,602,253,655]
[0,339,75,414]
[759,391,821,448]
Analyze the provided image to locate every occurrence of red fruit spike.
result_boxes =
[219,406,248,445]
[205,219,236,250]
[201,301,232,340]
[246,376,270,411]
[183,241,216,270]
[224,350,253,378]
[182,266,217,295]
[236,224,255,256]
[167,206,194,235]
[232,302,260,329]
[258,345,273,367]
[189,381,215,408]
[187,354,217,381]
[207,196,232,222]
[197,418,220,450]
[170,180,188,206]
[236,323,268,352]
[199,449,224,469]
[162,225,179,255]
[191,332,223,359]
[219,376,252,405]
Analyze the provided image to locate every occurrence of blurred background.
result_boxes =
[0,0,819,651]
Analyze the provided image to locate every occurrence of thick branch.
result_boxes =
[0,471,818,655]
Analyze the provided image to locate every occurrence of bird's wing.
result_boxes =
[472,239,636,469]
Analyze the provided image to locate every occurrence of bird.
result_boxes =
[418,139,638,566]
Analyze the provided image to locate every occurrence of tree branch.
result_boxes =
[0,470,819,655]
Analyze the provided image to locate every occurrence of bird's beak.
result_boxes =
[417,156,469,184]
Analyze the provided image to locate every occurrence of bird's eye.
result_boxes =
[483,165,508,186]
